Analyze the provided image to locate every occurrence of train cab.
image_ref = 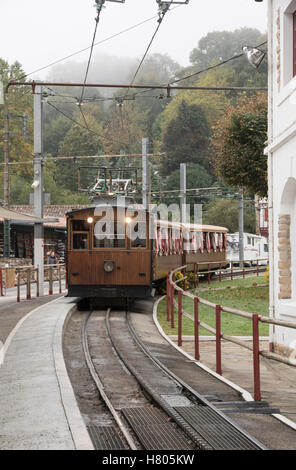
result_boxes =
[66,203,153,299]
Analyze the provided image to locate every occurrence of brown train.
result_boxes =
[66,202,228,301]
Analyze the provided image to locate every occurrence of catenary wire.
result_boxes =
[46,100,129,148]
[14,6,180,82]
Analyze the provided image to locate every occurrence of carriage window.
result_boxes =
[72,233,89,250]
[93,218,126,249]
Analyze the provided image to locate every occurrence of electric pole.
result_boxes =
[180,163,187,223]
[142,137,149,210]
[33,85,44,295]
[238,190,244,267]
[3,93,9,206]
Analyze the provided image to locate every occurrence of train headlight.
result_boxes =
[104,260,114,273]
[125,216,132,224]
[87,217,94,224]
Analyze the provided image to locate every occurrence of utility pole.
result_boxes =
[180,163,187,223]
[142,137,149,210]
[238,190,244,267]
[3,93,9,206]
[33,85,44,295]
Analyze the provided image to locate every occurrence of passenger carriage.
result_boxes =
[66,203,228,300]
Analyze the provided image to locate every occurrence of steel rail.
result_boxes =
[126,311,267,450]
[105,309,212,450]
[81,309,137,450]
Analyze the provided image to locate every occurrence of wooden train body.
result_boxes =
[66,204,228,299]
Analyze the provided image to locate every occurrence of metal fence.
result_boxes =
[166,264,296,401]
[191,258,269,286]
[0,264,66,301]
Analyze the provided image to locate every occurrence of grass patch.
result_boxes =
[158,283,269,337]
[196,275,267,290]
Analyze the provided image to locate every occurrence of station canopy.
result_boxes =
[0,206,57,224]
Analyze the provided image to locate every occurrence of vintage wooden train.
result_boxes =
[66,201,228,300]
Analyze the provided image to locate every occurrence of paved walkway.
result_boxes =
[168,335,296,428]
[0,296,92,450]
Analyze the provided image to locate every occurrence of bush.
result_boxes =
[264,266,269,284]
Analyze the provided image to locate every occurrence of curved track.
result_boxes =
[82,308,266,451]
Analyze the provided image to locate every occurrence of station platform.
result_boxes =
[0,295,93,450]
[0,293,295,450]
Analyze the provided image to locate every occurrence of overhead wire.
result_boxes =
[14,13,163,82]
[79,1,104,106]
[122,1,175,100]
[129,40,268,101]
[46,100,129,148]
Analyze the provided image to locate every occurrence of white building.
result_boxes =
[266,0,296,355]
[227,233,268,266]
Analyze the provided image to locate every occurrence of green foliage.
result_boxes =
[160,100,210,174]
[211,93,268,196]
[44,116,72,157]
[56,114,104,192]
[203,197,256,233]
[189,28,267,88]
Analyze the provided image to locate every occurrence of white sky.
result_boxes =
[0,0,267,79]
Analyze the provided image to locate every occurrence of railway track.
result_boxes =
[81,308,267,451]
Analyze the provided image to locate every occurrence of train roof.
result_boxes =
[65,205,228,232]
[157,219,228,232]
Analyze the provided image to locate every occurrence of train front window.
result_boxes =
[71,219,90,250]
[131,223,147,248]
[73,233,89,250]
[93,211,126,249]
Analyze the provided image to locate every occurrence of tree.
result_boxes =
[203,198,256,233]
[56,113,104,192]
[160,100,210,174]
[0,59,34,191]
[211,93,267,197]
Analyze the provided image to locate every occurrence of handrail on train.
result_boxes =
[166,264,296,401]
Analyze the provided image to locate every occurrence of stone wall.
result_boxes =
[278,214,292,299]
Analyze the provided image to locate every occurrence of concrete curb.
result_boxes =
[53,301,94,450]
[153,296,296,431]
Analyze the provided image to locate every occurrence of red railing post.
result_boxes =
[170,283,175,329]
[166,276,170,322]
[65,264,68,289]
[26,268,31,300]
[17,273,20,303]
[178,290,183,347]
[194,297,200,361]
[194,263,197,288]
[49,266,53,295]
[0,269,3,296]
[182,268,187,291]
[253,314,262,401]
[216,304,222,375]
[58,265,62,294]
